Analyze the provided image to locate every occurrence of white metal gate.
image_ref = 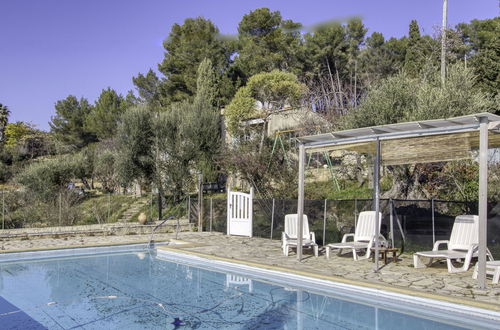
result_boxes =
[227,188,253,237]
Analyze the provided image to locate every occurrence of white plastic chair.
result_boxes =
[413,215,493,273]
[325,211,386,260]
[282,214,318,257]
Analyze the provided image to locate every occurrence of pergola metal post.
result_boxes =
[373,138,381,272]
[297,143,306,261]
[478,117,488,289]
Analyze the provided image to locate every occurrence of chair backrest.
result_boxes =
[449,215,478,250]
[354,211,382,242]
[284,214,310,240]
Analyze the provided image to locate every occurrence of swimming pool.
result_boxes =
[0,245,498,329]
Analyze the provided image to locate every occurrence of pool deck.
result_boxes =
[1,231,499,311]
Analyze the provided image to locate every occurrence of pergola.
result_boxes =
[295,112,500,289]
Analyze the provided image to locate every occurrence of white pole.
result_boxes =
[373,138,381,272]
[297,144,306,261]
[249,187,254,237]
[441,0,448,86]
[478,117,488,289]
[227,188,231,235]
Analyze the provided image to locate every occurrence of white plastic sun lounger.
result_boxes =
[282,214,318,257]
[413,215,493,273]
[473,260,500,284]
[325,211,386,260]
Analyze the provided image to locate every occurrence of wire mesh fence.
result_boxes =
[189,197,500,259]
[0,189,168,229]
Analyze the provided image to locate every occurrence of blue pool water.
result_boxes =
[0,247,496,329]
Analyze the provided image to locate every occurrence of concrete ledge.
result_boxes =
[0,221,193,240]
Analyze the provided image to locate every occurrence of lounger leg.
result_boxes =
[413,254,430,268]
[314,245,318,257]
[283,244,288,256]
[472,263,479,280]
[493,269,500,284]
[352,248,358,261]
[326,246,331,259]
[447,258,469,273]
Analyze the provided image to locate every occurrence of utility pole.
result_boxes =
[441,0,448,86]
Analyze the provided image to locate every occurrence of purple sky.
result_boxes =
[1,0,498,131]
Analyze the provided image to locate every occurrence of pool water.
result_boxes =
[0,248,494,329]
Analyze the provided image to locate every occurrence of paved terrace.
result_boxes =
[1,232,499,310]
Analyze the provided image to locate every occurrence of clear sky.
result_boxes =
[1,0,498,130]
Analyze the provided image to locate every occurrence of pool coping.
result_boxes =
[157,242,500,313]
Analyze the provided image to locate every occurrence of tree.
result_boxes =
[132,69,162,107]
[359,34,407,86]
[0,103,10,145]
[85,88,127,140]
[4,122,55,161]
[458,17,500,97]
[345,63,495,129]
[4,121,32,149]
[158,17,233,105]
[115,105,155,191]
[235,8,304,78]
[195,58,218,107]
[225,70,304,151]
[16,157,74,202]
[49,95,96,148]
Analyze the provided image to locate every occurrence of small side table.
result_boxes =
[370,247,398,264]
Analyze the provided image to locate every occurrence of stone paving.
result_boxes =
[1,231,499,308]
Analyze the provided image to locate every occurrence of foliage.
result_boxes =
[15,157,75,201]
[94,150,119,193]
[222,136,298,198]
[158,17,233,105]
[0,103,10,145]
[85,88,127,140]
[132,69,162,107]
[305,180,372,200]
[71,145,97,190]
[4,122,56,161]
[458,17,500,98]
[115,105,154,189]
[235,8,304,78]
[75,193,138,225]
[4,121,33,149]
[49,95,97,148]
[344,63,496,129]
[225,70,304,134]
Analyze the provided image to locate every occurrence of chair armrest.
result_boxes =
[309,232,316,242]
[432,240,449,251]
[341,233,355,243]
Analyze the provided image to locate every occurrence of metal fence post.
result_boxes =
[270,198,275,239]
[150,192,153,222]
[354,198,358,230]
[59,192,62,226]
[431,198,436,245]
[2,189,4,230]
[108,192,111,222]
[187,196,191,222]
[389,199,394,248]
[210,198,213,232]
[322,199,327,246]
